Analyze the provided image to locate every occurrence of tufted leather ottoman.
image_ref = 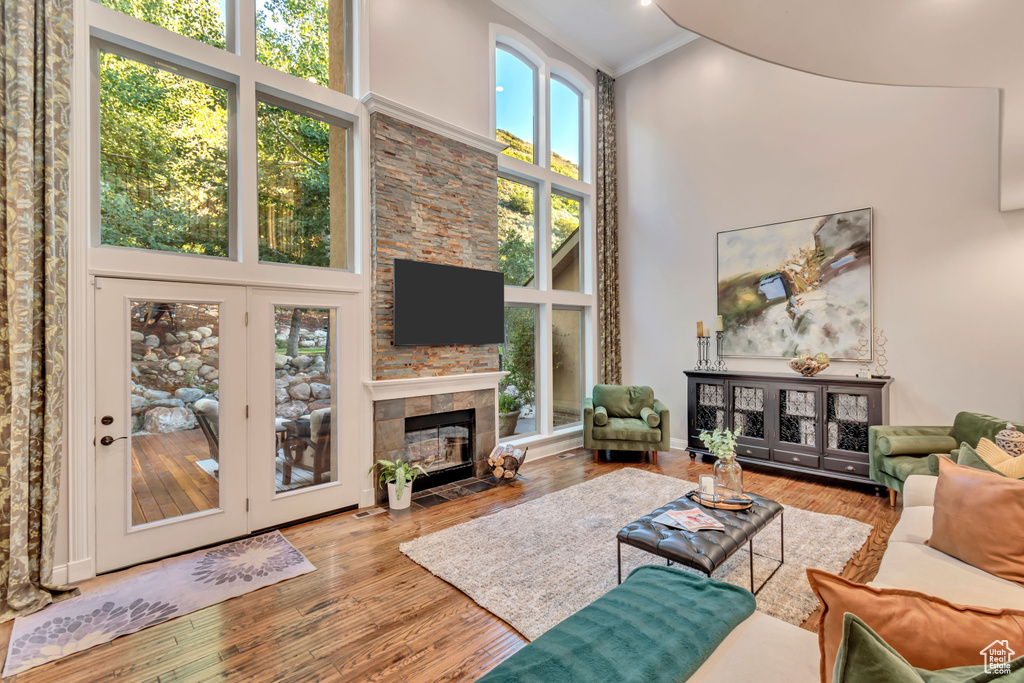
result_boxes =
[616,493,784,594]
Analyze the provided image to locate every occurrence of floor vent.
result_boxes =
[353,508,386,520]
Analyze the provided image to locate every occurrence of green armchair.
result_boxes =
[584,385,670,465]
[869,411,1024,505]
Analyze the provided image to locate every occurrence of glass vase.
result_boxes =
[714,457,743,497]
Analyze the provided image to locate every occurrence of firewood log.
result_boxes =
[503,470,515,478]
[493,466,504,478]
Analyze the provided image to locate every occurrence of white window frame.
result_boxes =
[491,25,597,448]
[65,0,371,583]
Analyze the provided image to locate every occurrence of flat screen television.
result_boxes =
[393,259,504,346]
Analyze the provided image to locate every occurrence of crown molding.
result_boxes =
[615,31,701,77]
[489,0,615,76]
[361,92,508,155]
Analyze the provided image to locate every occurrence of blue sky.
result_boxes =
[496,48,580,165]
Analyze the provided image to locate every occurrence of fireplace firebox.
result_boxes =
[404,409,475,489]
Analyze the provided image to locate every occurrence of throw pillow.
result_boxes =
[929,456,1024,586]
[976,438,1024,479]
[807,568,1024,683]
[833,613,1024,683]
[639,406,659,428]
[593,405,609,426]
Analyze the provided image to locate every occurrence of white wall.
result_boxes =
[368,0,596,137]
[616,38,1024,443]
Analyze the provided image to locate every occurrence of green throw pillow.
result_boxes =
[833,613,1024,683]
[956,443,1017,478]
[640,407,659,428]
[593,405,609,426]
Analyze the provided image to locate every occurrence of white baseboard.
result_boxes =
[509,429,583,462]
[66,557,95,583]
[670,437,690,451]
[52,564,68,585]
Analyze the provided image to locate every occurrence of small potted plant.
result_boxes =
[699,427,743,495]
[498,390,525,438]
[369,458,427,510]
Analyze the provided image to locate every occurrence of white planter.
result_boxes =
[387,480,412,510]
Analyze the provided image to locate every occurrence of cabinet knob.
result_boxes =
[792,456,800,462]
[745,449,752,454]
[845,465,855,472]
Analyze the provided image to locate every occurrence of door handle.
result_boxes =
[100,435,127,446]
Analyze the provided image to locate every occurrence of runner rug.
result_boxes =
[3,531,315,677]
[400,467,872,640]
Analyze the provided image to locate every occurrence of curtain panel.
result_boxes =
[596,70,621,385]
[0,0,77,620]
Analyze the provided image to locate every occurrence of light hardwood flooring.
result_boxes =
[2,448,901,682]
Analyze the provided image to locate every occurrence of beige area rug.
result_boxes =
[400,468,871,641]
[3,531,315,677]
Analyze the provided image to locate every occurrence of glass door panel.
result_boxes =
[777,387,821,450]
[826,391,871,455]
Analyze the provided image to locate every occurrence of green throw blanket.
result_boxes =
[478,565,756,683]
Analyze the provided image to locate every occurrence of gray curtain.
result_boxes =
[0,0,78,621]
[596,71,621,385]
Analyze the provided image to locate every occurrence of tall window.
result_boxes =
[494,33,594,442]
[93,0,353,272]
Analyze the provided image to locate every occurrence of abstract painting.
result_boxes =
[717,208,872,360]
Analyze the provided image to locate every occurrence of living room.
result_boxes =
[1,0,1023,681]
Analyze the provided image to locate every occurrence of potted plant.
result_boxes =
[498,390,525,438]
[699,427,743,495]
[369,458,427,510]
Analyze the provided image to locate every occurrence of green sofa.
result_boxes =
[583,385,670,465]
[868,411,1024,504]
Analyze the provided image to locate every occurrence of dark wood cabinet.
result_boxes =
[685,370,891,484]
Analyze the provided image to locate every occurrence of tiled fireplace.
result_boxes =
[372,389,496,504]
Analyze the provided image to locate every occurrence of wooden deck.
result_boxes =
[5,448,902,682]
[131,429,319,526]
[132,430,218,526]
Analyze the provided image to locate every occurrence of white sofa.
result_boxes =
[688,474,1023,682]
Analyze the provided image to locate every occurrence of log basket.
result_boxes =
[487,443,528,482]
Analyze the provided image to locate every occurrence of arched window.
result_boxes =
[495,46,538,164]
[550,76,582,181]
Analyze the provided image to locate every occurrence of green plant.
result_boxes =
[699,427,740,461]
[498,391,524,414]
[369,459,427,502]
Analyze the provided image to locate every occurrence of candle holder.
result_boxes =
[713,331,728,371]
[695,336,712,370]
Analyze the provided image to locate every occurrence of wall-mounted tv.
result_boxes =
[393,259,504,346]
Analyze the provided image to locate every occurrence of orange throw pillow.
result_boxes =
[929,455,1024,585]
[807,569,1024,683]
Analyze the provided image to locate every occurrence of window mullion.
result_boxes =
[237,74,259,264]
[538,181,552,292]
[537,302,554,437]
[238,0,256,60]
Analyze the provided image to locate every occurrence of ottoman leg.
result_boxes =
[888,488,897,507]
[594,449,599,464]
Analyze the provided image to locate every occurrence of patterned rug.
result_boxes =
[400,468,872,640]
[3,531,314,677]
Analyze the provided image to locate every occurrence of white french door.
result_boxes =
[94,278,360,573]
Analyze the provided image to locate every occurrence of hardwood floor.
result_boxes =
[3,448,901,682]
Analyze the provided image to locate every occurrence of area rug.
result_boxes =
[400,468,871,640]
[3,531,315,677]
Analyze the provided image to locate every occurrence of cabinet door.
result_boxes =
[772,384,823,455]
[823,387,876,461]
[688,378,726,449]
[728,381,771,460]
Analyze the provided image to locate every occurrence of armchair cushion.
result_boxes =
[593,405,609,426]
[593,418,662,443]
[876,435,958,457]
[593,384,654,419]
[640,406,659,428]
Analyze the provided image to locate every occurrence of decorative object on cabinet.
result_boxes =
[787,352,831,377]
[695,328,712,371]
[717,208,872,360]
[872,327,890,378]
[686,370,891,484]
[856,337,872,378]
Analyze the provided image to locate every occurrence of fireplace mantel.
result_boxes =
[363,371,507,402]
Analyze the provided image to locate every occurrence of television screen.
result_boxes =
[393,259,504,346]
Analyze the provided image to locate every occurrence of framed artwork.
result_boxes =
[717,208,872,360]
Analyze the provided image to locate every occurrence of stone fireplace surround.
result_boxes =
[372,388,496,504]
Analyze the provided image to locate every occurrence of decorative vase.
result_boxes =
[498,410,520,438]
[714,457,743,496]
[387,480,412,510]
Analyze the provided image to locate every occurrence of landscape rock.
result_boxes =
[276,401,308,419]
[197,326,213,338]
[200,336,219,349]
[188,330,203,342]
[310,382,331,400]
[299,340,316,348]
[149,398,186,409]
[276,387,288,404]
[308,399,331,412]
[167,361,182,372]
[164,333,179,345]
[205,370,219,380]
[131,395,148,415]
[130,331,145,342]
[175,332,190,343]
[198,365,215,377]
[290,355,313,371]
[275,355,292,369]
[143,406,196,433]
[143,389,172,400]
[144,335,160,348]
[288,383,312,401]
[175,388,205,403]
[180,358,203,372]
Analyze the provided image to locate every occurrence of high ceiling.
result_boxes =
[491,0,698,76]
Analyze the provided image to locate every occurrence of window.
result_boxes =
[495,47,536,164]
[501,306,538,438]
[552,192,581,292]
[257,0,349,94]
[552,308,583,428]
[99,0,226,49]
[497,176,536,287]
[494,32,594,443]
[100,52,230,257]
[550,77,581,180]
